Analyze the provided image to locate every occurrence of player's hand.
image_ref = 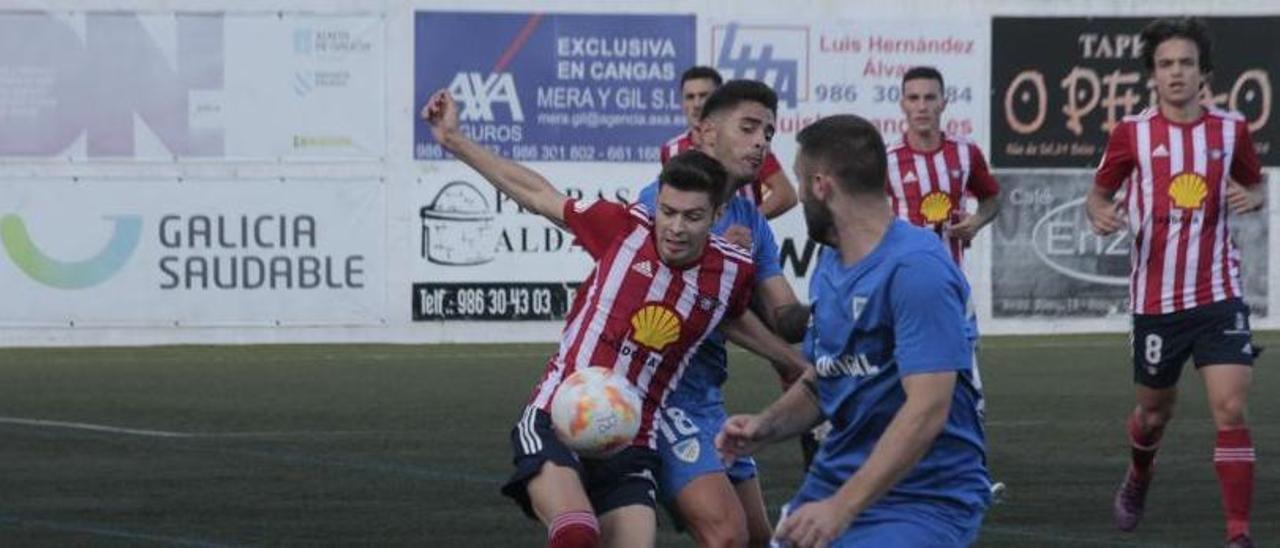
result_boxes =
[420,89,461,146]
[944,211,980,242]
[1086,197,1125,236]
[716,414,766,464]
[723,224,753,249]
[1225,179,1263,214]
[773,499,855,548]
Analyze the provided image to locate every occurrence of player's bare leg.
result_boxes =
[1201,364,1255,546]
[598,505,656,548]
[732,477,772,548]
[528,462,599,547]
[1114,385,1176,531]
[674,474,749,547]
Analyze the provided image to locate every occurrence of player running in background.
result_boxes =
[423,89,811,548]
[719,114,991,547]
[1086,17,1264,548]
[885,66,1000,267]
[640,80,806,548]
[661,66,798,219]
[884,65,1004,502]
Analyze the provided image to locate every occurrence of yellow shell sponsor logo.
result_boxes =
[630,304,682,351]
[1168,172,1208,209]
[919,191,953,224]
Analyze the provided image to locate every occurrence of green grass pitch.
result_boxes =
[0,332,1275,546]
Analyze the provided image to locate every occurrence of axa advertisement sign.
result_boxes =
[413,11,694,164]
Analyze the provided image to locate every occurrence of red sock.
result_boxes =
[1128,413,1162,479]
[1214,428,1254,539]
[547,510,599,548]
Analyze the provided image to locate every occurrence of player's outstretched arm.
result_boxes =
[722,309,807,385]
[774,371,955,547]
[716,368,822,462]
[422,90,567,224]
[758,170,798,219]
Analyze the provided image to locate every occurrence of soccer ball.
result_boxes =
[549,367,642,458]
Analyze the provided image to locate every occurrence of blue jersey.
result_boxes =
[802,219,989,518]
[637,181,781,406]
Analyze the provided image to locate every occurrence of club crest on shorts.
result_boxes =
[673,438,700,463]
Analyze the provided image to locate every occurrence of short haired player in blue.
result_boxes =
[718,114,991,547]
[641,79,808,548]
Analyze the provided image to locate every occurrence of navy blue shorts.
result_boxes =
[500,406,659,520]
[1131,298,1257,389]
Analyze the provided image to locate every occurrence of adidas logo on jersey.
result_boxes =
[903,172,919,183]
[631,261,654,278]
[1152,144,1170,157]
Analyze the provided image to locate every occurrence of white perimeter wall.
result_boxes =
[0,0,1275,347]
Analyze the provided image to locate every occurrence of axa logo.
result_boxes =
[448,72,524,122]
[712,23,808,108]
[1,214,142,289]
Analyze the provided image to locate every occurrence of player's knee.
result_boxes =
[1136,404,1173,431]
[1210,396,1247,428]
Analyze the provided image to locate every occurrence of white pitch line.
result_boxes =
[0,417,411,439]
[0,417,191,438]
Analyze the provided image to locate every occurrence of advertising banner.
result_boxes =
[410,162,658,321]
[704,17,990,292]
[991,17,1278,168]
[0,11,385,160]
[413,11,694,163]
[991,171,1268,318]
[707,17,990,162]
[0,179,386,325]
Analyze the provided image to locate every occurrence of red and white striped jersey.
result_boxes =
[1096,107,1263,315]
[885,133,1000,266]
[529,199,756,449]
[660,129,782,206]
